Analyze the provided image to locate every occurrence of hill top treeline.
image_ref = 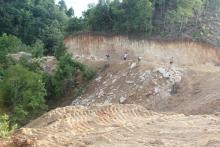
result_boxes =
[67,0,220,46]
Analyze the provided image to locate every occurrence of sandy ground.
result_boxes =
[6,104,220,147]
[2,36,220,146]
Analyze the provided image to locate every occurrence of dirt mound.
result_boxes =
[7,104,220,146]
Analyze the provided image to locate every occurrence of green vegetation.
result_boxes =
[67,0,220,41]
[0,34,26,65]
[0,114,16,138]
[44,53,96,98]
[0,65,47,125]
[0,0,95,135]
[0,0,70,57]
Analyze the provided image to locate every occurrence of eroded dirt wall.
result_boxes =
[65,34,220,65]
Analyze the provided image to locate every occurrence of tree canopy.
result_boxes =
[0,0,95,129]
[0,64,47,125]
[0,0,70,57]
[67,0,216,40]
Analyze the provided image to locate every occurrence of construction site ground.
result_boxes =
[2,35,220,146]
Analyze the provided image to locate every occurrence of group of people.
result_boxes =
[106,53,142,62]
[105,53,174,65]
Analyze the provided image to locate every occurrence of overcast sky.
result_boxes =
[56,0,98,17]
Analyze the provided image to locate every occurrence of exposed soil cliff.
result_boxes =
[65,34,220,65]
[66,34,220,115]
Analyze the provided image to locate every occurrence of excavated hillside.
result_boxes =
[2,34,220,146]
[65,33,220,65]
[66,34,220,115]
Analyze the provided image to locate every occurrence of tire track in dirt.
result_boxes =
[10,104,220,147]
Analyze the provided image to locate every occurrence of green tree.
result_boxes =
[83,0,153,33]
[31,39,44,58]
[84,0,114,32]
[0,34,26,65]
[58,0,67,12]
[66,17,85,33]
[176,0,203,32]
[123,0,153,33]
[45,53,80,97]
[163,0,204,34]
[0,64,47,125]
[110,0,127,32]
[66,7,74,17]
[0,0,68,57]
[44,53,95,97]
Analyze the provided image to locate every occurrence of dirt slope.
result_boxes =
[65,34,220,65]
[65,34,220,115]
[71,60,220,115]
[8,104,220,147]
[2,35,220,146]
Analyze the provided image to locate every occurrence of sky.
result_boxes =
[56,0,98,17]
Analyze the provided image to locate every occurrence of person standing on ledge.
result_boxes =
[170,57,174,65]
[138,56,142,63]
[106,54,110,60]
[123,53,128,60]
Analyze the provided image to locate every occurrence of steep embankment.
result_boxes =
[65,33,220,65]
[70,61,220,115]
[65,34,220,115]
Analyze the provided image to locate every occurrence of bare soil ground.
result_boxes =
[4,59,220,147]
[73,59,220,115]
[2,37,220,146]
[6,105,220,147]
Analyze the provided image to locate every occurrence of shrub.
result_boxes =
[0,34,26,65]
[81,66,96,80]
[0,64,47,125]
[31,39,44,58]
[0,114,16,138]
[44,53,79,97]
[44,53,96,97]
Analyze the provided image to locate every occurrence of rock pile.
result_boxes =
[72,62,183,108]
[157,67,182,84]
